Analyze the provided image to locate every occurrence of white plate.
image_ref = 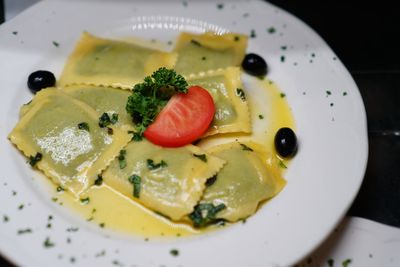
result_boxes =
[0,0,368,266]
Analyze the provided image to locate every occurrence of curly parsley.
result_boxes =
[126,68,188,138]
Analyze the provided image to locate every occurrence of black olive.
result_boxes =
[274,127,298,158]
[27,70,56,93]
[241,53,268,76]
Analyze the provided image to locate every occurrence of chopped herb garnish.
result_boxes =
[128,130,143,141]
[66,227,79,232]
[17,228,32,235]
[78,122,90,131]
[98,112,118,128]
[12,31,18,35]
[170,249,179,256]
[201,56,206,60]
[107,127,113,135]
[47,223,52,229]
[311,53,316,57]
[12,190,17,196]
[193,153,207,162]
[80,197,90,205]
[326,90,332,96]
[43,237,55,248]
[280,55,285,62]
[281,45,287,50]
[236,88,246,101]
[126,68,188,139]
[95,250,106,257]
[111,113,119,124]
[343,91,348,96]
[3,215,9,223]
[327,259,334,267]
[280,92,286,98]
[118,150,127,169]
[217,3,224,9]
[258,114,264,119]
[234,36,240,41]
[18,204,24,210]
[189,203,226,227]
[342,259,352,267]
[51,197,58,202]
[250,29,256,38]
[52,41,59,47]
[99,223,105,228]
[205,175,217,186]
[70,257,76,263]
[128,174,141,198]
[279,160,287,169]
[29,152,42,167]
[240,143,253,151]
[147,159,168,170]
[94,175,103,186]
[190,39,202,46]
[56,186,64,192]
[267,27,276,34]
[330,103,334,107]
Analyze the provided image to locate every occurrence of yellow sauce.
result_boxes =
[48,77,295,239]
[55,184,199,238]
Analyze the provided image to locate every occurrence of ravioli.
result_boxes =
[200,142,286,222]
[9,89,131,196]
[61,85,134,130]
[102,139,225,221]
[59,32,177,89]
[187,67,251,136]
[174,32,248,75]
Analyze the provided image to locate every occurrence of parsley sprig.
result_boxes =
[126,67,188,138]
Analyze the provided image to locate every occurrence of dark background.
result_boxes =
[266,0,400,228]
[1,1,400,266]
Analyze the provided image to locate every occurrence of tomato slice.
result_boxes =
[144,86,215,147]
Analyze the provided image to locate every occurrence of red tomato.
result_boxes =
[144,86,215,147]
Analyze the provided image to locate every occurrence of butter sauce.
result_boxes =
[51,76,294,238]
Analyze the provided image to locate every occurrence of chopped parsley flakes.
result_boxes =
[205,175,217,187]
[29,152,42,167]
[279,160,288,169]
[189,203,226,227]
[43,237,55,248]
[94,175,103,186]
[240,143,253,151]
[80,197,90,205]
[118,150,127,169]
[77,122,90,131]
[193,154,207,162]
[190,39,202,46]
[98,112,118,128]
[342,259,352,267]
[236,88,246,101]
[17,228,32,235]
[147,159,167,170]
[128,174,141,198]
[170,249,179,256]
